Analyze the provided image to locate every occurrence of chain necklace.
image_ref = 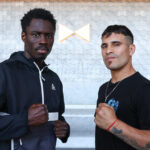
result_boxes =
[105,80,121,102]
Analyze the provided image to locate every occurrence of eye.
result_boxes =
[32,33,40,38]
[101,44,107,49]
[113,42,121,46]
[46,34,54,39]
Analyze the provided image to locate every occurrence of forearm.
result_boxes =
[110,119,150,150]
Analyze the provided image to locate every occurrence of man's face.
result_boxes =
[22,18,55,62]
[101,33,133,71]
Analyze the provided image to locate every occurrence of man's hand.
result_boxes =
[53,120,69,139]
[94,103,117,130]
[28,104,48,126]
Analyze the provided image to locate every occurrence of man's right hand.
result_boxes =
[94,103,117,130]
[28,104,48,126]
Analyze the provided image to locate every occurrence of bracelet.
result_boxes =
[106,118,118,132]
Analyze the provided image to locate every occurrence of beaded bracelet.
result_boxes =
[106,118,118,132]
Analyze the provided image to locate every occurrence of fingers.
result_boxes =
[98,103,113,109]
[97,103,114,111]
[96,103,115,118]
[94,103,117,130]
[53,120,69,138]
[28,104,48,126]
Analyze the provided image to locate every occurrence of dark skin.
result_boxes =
[22,18,69,139]
[28,104,48,126]
[54,120,69,139]
[22,19,55,68]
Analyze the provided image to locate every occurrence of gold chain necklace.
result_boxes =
[105,80,121,102]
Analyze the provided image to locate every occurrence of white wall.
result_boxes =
[0,2,150,148]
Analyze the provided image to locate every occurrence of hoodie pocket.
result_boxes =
[14,122,56,150]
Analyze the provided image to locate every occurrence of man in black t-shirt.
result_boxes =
[94,25,150,150]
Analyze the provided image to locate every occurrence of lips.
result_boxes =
[37,49,48,54]
[36,46,49,54]
[106,57,115,61]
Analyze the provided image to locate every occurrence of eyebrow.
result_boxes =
[111,41,121,44]
[101,40,122,47]
[101,40,122,45]
[31,31,55,35]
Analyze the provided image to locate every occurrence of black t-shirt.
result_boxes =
[96,72,150,150]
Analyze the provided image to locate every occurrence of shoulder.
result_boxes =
[0,59,10,66]
[134,72,150,88]
[0,59,11,72]
[132,72,150,100]
[133,72,149,82]
[46,68,59,78]
[137,72,150,83]
[0,58,16,69]
[46,67,62,83]
[125,72,150,89]
[0,60,12,84]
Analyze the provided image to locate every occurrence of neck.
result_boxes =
[110,65,136,83]
[35,60,45,69]
[23,51,44,69]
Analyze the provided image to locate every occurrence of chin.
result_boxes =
[107,65,119,70]
[109,66,123,71]
[34,55,46,62]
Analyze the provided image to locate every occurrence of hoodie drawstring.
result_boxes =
[11,139,14,150]
[0,113,14,150]
[33,62,46,104]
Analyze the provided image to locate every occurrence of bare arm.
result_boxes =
[110,120,150,150]
[95,103,150,150]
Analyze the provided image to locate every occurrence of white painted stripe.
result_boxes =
[64,114,94,117]
[56,137,95,148]
[65,105,96,109]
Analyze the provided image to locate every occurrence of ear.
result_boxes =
[21,32,26,42]
[129,44,135,56]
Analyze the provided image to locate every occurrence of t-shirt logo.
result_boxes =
[107,98,119,112]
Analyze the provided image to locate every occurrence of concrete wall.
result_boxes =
[0,2,150,148]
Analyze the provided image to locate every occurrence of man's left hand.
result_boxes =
[53,120,69,139]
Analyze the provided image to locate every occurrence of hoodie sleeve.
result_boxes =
[0,66,28,141]
[58,80,70,143]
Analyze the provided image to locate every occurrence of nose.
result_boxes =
[106,46,113,54]
[39,35,47,44]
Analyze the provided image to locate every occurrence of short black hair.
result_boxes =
[102,25,134,44]
[21,8,56,33]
